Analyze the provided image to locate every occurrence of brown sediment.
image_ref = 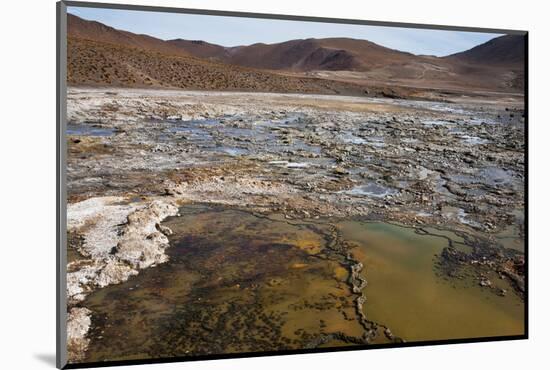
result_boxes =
[339,221,524,342]
[78,207,369,360]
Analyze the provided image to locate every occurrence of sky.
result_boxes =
[68,6,503,57]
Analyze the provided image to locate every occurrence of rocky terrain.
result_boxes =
[65,87,525,362]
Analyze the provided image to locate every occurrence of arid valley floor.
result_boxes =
[65,87,525,363]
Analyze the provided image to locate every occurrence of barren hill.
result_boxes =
[67,37,380,95]
[446,35,525,66]
[167,32,524,92]
[67,13,525,96]
[68,13,190,57]
[168,37,421,72]
[66,14,404,95]
[167,39,230,61]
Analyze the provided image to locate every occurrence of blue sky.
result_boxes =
[68,6,502,57]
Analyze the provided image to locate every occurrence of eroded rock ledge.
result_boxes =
[66,196,178,362]
[67,307,92,363]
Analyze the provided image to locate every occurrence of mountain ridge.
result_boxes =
[66,13,526,95]
[446,34,525,66]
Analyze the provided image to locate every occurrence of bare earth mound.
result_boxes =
[68,37,412,96]
[67,13,525,99]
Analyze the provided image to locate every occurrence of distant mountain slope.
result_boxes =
[167,39,230,61]
[167,30,524,92]
[67,13,190,57]
[168,37,421,72]
[446,35,525,66]
[67,14,525,94]
[67,37,376,95]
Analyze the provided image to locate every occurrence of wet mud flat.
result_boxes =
[66,88,525,363]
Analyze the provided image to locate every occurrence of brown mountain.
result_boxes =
[166,33,524,92]
[67,13,525,95]
[67,36,382,96]
[67,13,190,57]
[66,14,389,95]
[167,39,230,61]
[168,37,421,72]
[446,34,525,66]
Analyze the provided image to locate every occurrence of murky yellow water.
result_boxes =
[338,221,524,342]
[496,224,525,252]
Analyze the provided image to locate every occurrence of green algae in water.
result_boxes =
[338,221,524,342]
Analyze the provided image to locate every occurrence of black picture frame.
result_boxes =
[57,1,528,368]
